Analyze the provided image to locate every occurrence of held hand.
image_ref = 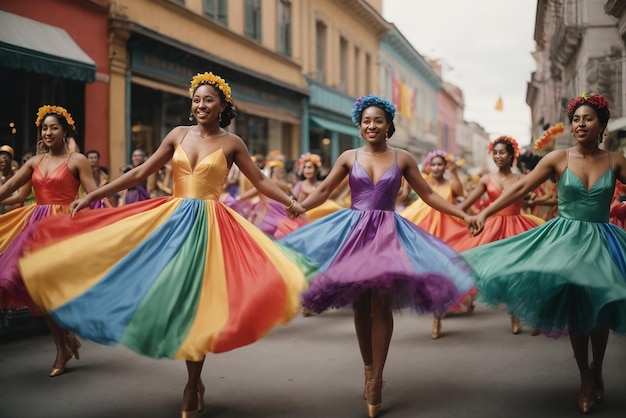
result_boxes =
[69,196,91,217]
[287,201,305,219]
[465,213,486,236]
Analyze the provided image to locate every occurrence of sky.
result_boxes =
[382,0,538,145]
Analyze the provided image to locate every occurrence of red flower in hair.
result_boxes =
[567,93,609,117]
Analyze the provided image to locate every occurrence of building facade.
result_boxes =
[0,0,109,162]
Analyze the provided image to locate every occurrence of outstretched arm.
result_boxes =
[70,127,180,215]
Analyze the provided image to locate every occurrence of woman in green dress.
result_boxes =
[464,93,626,414]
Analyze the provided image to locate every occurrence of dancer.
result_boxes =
[444,136,544,337]
[465,93,626,414]
[280,94,474,417]
[400,150,468,246]
[0,105,97,376]
[20,72,310,418]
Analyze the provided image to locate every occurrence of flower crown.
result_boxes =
[534,123,564,153]
[567,92,610,118]
[423,150,448,168]
[189,72,232,103]
[295,152,322,168]
[489,136,520,159]
[351,95,396,125]
[35,105,76,130]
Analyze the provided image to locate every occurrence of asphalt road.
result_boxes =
[1,305,625,418]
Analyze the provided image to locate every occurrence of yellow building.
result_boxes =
[107,0,387,174]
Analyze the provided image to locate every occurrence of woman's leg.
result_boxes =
[45,315,72,377]
[569,333,595,413]
[590,325,609,400]
[353,291,373,367]
[182,358,206,416]
[365,290,393,417]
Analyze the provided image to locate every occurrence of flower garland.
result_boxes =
[189,72,233,103]
[422,149,448,168]
[567,92,610,118]
[488,136,520,159]
[534,123,564,153]
[351,94,396,125]
[35,105,76,130]
[295,152,322,168]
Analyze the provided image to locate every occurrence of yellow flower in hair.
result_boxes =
[189,72,233,103]
[35,105,76,130]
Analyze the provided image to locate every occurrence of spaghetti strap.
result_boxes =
[609,150,612,169]
[393,147,397,164]
[355,148,359,162]
[179,127,192,146]
[220,131,229,149]
[565,149,569,168]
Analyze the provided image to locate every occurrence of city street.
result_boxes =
[1,304,625,418]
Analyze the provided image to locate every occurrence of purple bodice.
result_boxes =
[349,160,401,211]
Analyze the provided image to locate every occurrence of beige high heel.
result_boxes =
[510,315,521,334]
[432,315,442,339]
[365,379,383,418]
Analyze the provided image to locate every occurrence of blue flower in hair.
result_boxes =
[351,95,396,125]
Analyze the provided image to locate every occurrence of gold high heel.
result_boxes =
[66,332,81,360]
[510,315,521,334]
[432,315,442,339]
[181,386,199,418]
[365,379,383,418]
[363,364,372,399]
[49,350,73,377]
[577,392,595,414]
[198,380,205,412]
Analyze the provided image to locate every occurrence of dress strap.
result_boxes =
[179,127,192,146]
[220,131,229,149]
[609,150,612,169]
[565,149,569,168]
[393,147,397,164]
[355,148,359,162]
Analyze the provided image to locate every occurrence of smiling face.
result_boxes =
[360,106,389,145]
[571,104,604,145]
[429,156,446,179]
[191,84,225,124]
[302,161,318,180]
[40,115,68,151]
[491,143,512,168]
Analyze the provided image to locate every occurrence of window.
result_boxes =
[364,53,371,92]
[203,0,228,25]
[338,36,348,92]
[245,0,262,42]
[277,0,292,56]
[315,20,327,82]
[354,46,361,93]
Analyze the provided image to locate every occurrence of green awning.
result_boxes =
[0,11,96,82]
[310,116,359,137]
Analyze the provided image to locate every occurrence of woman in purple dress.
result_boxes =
[281,95,474,417]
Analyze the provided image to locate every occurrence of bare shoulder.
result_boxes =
[395,148,417,169]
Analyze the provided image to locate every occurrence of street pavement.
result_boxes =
[1,304,625,418]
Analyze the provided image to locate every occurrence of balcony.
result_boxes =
[550,21,582,66]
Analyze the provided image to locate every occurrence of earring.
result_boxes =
[188,113,194,122]
[385,132,389,141]
[219,112,222,123]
